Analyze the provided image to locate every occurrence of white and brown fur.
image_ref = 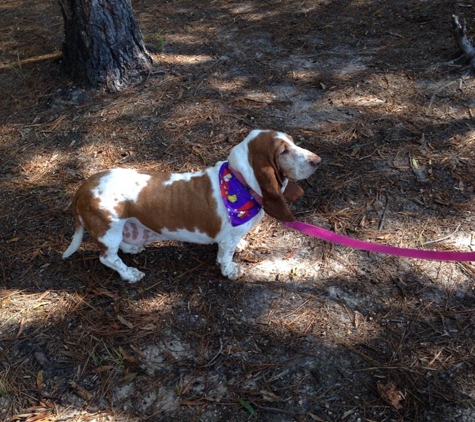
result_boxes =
[62,130,321,283]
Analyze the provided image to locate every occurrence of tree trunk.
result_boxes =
[59,0,153,92]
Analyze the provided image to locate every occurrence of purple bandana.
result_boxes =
[219,162,262,226]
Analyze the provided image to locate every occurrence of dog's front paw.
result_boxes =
[121,267,145,283]
[221,262,243,280]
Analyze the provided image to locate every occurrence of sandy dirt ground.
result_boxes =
[2,0,475,421]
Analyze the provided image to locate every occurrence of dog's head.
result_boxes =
[228,130,321,222]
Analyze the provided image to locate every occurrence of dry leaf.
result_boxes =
[130,344,146,357]
[16,318,26,338]
[36,370,43,390]
[377,381,404,410]
[122,372,137,383]
[119,346,141,365]
[180,399,206,406]
[69,381,92,401]
[260,389,281,402]
[140,323,156,331]
[240,255,259,263]
[283,249,297,260]
[1,296,10,307]
[117,315,134,329]
[25,411,51,422]
[92,288,117,299]
[30,249,41,260]
[91,365,114,373]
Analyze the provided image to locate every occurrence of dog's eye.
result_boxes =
[280,148,289,155]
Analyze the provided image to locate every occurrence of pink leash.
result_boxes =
[283,220,475,262]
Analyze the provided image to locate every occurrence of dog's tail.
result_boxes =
[62,223,84,259]
[63,195,85,259]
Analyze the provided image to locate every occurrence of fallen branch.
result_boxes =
[452,14,475,71]
[423,224,461,246]
[427,79,460,113]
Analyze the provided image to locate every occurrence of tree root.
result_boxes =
[452,14,475,71]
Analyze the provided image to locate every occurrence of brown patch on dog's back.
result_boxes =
[121,172,223,239]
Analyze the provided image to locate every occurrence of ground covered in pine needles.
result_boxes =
[2,0,475,421]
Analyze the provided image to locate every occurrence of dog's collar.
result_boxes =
[227,164,263,206]
[219,162,262,227]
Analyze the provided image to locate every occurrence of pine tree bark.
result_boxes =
[59,0,153,92]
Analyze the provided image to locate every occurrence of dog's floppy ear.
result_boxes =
[254,166,296,222]
[248,132,296,222]
[283,181,304,202]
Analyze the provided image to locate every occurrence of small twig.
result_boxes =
[205,55,229,72]
[427,79,459,113]
[423,224,461,246]
[200,339,224,368]
[194,56,229,96]
[426,55,465,72]
[378,193,389,231]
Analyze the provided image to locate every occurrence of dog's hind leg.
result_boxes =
[119,242,145,254]
[99,251,145,283]
[98,222,145,283]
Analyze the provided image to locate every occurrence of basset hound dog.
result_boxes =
[62,130,321,283]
